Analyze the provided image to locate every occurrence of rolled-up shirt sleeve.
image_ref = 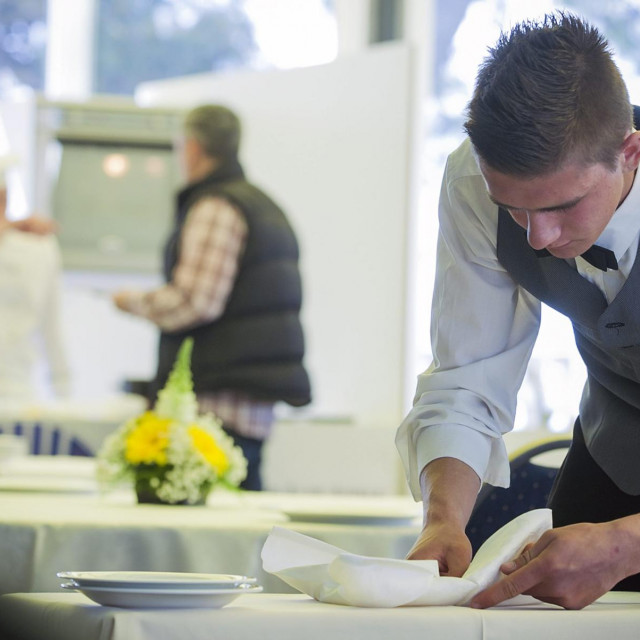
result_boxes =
[396,139,541,501]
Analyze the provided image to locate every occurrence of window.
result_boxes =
[95,0,337,95]
[0,0,337,98]
[0,0,47,96]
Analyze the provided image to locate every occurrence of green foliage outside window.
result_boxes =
[95,0,259,95]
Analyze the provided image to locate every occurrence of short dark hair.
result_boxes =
[184,105,241,162]
[464,12,633,176]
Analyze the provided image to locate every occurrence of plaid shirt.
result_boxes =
[122,196,274,440]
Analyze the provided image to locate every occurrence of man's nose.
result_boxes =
[526,212,562,251]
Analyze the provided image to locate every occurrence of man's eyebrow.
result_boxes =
[488,194,584,212]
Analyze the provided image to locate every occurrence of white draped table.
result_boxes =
[0,477,422,596]
[1,592,640,640]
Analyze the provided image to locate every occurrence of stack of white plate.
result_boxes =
[57,571,262,609]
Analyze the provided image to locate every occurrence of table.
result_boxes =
[1,592,640,640]
[0,480,422,596]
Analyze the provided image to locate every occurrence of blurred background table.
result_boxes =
[2,592,640,640]
[0,457,422,596]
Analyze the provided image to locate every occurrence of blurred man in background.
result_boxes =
[113,105,311,490]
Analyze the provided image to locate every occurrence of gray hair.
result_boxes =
[184,105,241,162]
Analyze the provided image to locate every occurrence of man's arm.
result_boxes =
[113,197,246,332]
[471,514,640,609]
[406,457,480,576]
[0,217,56,236]
[396,142,542,502]
[398,141,541,575]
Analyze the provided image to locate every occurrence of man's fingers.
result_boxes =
[407,542,451,575]
[444,555,470,578]
[470,560,544,609]
[405,536,433,560]
[501,544,535,574]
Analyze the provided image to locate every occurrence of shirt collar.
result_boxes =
[597,170,640,257]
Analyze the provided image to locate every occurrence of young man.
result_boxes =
[396,13,640,609]
[113,105,311,490]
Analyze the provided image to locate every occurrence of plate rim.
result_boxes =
[57,571,257,588]
[282,510,421,525]
[61,583,263,596]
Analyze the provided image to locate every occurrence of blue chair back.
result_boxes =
[466,437,571,553]
[0,422,93,457]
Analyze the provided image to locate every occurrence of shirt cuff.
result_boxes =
[416,423,490,480]
[397,421,511,501]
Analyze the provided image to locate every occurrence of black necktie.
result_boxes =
[534,245,618,271]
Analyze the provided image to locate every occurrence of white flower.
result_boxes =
[95,338,248,504]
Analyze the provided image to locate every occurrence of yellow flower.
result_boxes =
[188,425,229,475]
[125,412,171,466]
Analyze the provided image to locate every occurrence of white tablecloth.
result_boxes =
[1,592,640,640]
[0,477,422,596]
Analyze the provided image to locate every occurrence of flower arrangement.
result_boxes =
[96,338,247,505]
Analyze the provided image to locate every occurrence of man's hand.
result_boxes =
[471,520,636,610]
[407,520,472,577]
[112,291,134,312]
[407,457,480,577]
[10,216,57,235]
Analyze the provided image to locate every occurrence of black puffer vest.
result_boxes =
[153,160,311,407]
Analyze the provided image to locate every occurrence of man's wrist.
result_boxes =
[420,457,481,529]
[608,514,640,579]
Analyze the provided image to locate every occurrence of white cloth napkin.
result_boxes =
[261,508,552,607]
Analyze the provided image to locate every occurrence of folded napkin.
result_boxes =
[261,508,552,607]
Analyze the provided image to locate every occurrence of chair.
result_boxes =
[0,422,93,457]
[465,436,572,553]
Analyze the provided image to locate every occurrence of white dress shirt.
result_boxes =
[396,137,640,501]
[0,229,70,400]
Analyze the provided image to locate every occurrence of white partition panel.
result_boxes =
[136,43,415,427]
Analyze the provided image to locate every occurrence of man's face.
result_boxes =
[175,135,193,181]
[478,136,640,259]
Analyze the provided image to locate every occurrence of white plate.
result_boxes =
[60,582,262,609]
[0,456,96,478]
[57,571,257,590]
[0,477,97,494]
[283,510,421,526]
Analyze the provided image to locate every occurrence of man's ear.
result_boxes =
[620,130,640,172]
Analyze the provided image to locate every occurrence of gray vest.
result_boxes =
[497,210,640,494]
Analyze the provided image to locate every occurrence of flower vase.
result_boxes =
[134,465,210,506]
[96,339,247,502]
